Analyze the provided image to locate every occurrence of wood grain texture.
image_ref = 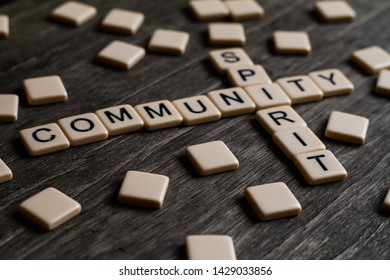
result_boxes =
[0,0,389,259]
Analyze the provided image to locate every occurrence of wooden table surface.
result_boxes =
[0,0,389,260]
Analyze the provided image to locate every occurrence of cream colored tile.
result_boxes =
[0,159,12,184]
[209,48,253,73]
[118,171,169,208]
[96,105,144,136]
[0,15,9,38]
[293,150,347,185]
[57,113,108,146]
[256,105,307,135]
[351,46,390,74]
[207,87,255,117]
[0,94,18,122]
[208,23,245,46]
[227,64,271,87]
[325,111,369,145]
[135,100,183,131]
[97,40,145,70]
[244,83,291,109]
[51,1,97,26]
[382,188,390,212]
[19,187,81,230]
[189,0,229,21]
[308,69,354,97]
[276,75,323,104]
[245,182,301,221]
[314,1,356,22]
[186,235,236,260]
[225,0,264,21]
[172,95,221,125]
[19,123,70,156]
[273,126,326,159]
[185,140,239,176]
[148,29,190,55]
[376,69,390,97]
[23,75,68,106]
[101,8,144,35]
[273,31,311,55]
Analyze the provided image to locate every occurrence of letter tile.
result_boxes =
[0,94,18,122]
[51,1,97,26]
[244,83,291,109]
[148,29,190,55]
[208,23,246,46]
[0,15,9,38]
[376,69,390,97]
[314,1,356,22]
[189,0,229,21]
[225,0,264,21]
[276,75,323,104]
[208,48,253,73]
[351,46,390,74]
[227,65,271,87]
[382,188,390,212]
[23,75,68,106]
[186,235,236,260]
[0,159,12,184]
[308,69,354,97]
[101,8,144,35]
[273,31,311,55]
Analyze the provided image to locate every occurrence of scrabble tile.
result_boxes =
[0,94,18,122]
[19,187,81,230]
[273,31,311,55]
[382,188,390,212]
[244,83,291,109]
[23,75,68,106]
[96,105,144,136]
[325,111,369,145]
[256,105,307,135]
[314,1,356,22]
[97,40,145,70]
[189,0,229,21]
[58,113,108,146]
[351,46,390,74]
[172,95,221,125]
[276,75,323,104]
[51,1,97,27]
[293,150,347,185]
[375,69,390,97]
[208,23,246,46]
[245,182,301,221]
[273,126,326,159]
[148,29,190,55]
[101,8,144,35]
[225,0,264,21]
[0,15,9,38]
[308,69,354,97]
[135,100,183,131]
[19,123,70,156]
[226,65,272,87]
[207,87,255,117]
[0,159,12,184]
[118,171,169,208]
[186,235,236,260]
[185,141,239,176]
[209,48,254,73]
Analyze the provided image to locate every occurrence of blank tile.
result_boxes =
[0,15,9,38]
[186,140,239,176]
[382,188,390,212]
[209,48,254,73]
[308,69,354,97]
[244,83,291,110]
[148,29,190,55]
[273,126,326,159]
[118,171,169,208]
[273,31,311,55]
[325,111,369,145]
[97,40,145,70]
[207,87,255,117]
[19,123,70,156]
[101,8,144,35]
[276,75,323,104]
[58,113,108,146]
[314,1,356,22]
[376,69,390,97]
[208,23,245,46]
[0,94,18,122]
[51,1,97,26]
[95,104,144,136]
[23,75,68,106]
[293,150,347,185]
[0,159,12,184]
[256,105,307,135]
[186,235,236,260]
[172,95,221,125]
[227,65,271,87]
[189,0,229,21]
[245,182,301,221]
[225,0,264,21]
[351,46,390,74]
[19,187,81,230]
[135,100,183,131]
